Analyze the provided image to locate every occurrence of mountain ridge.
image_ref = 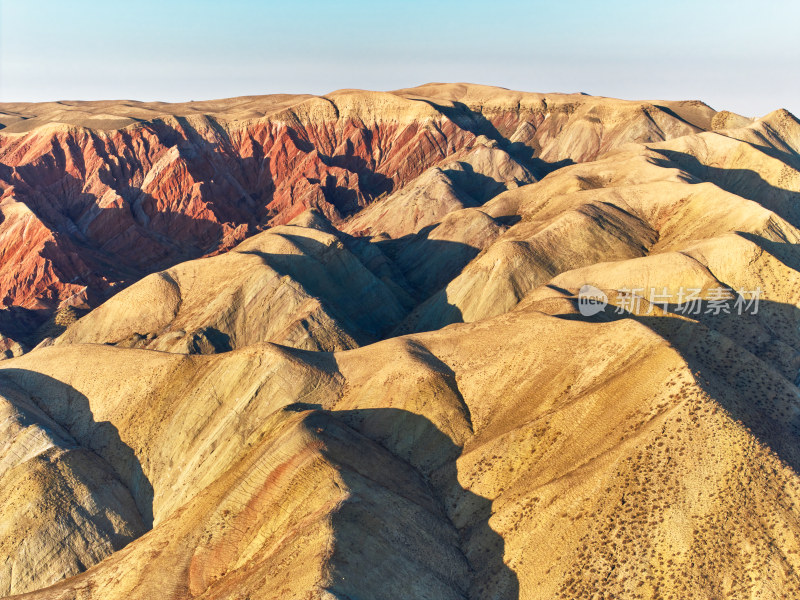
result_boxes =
[1,84,800,599]
[0,84,734,354]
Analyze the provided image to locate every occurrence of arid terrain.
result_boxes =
[1,83,800,599]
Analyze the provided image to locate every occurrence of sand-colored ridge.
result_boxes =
[2,85,800,599]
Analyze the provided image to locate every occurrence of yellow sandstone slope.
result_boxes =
[3,298,800,598]
[1,87,800,599]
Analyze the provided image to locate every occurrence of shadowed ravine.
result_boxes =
[0,370,155,527]
[287,404,519,600]
[0,372,517,599]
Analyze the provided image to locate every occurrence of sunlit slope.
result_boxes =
[4,289,800,598]
[1,89,800,600]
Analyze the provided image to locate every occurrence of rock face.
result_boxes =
[54,215,412,353]
[0,84,710,348]
[2,85,800,599]
[0,375,146,596]
[342,140,535,238]
[398,108,800,337]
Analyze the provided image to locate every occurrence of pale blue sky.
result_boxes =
[1,0,798,117]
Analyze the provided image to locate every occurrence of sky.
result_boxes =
[1,0,798,117]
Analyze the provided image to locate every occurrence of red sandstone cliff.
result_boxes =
[0,85,713,347]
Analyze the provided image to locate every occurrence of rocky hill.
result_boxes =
[0,84,713,352]
[1,84,800,599]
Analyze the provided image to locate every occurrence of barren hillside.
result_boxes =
[1,85,799,599]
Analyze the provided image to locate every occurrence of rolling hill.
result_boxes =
[2,84,800,599]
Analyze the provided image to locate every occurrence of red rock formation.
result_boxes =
[0,86,713,345]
